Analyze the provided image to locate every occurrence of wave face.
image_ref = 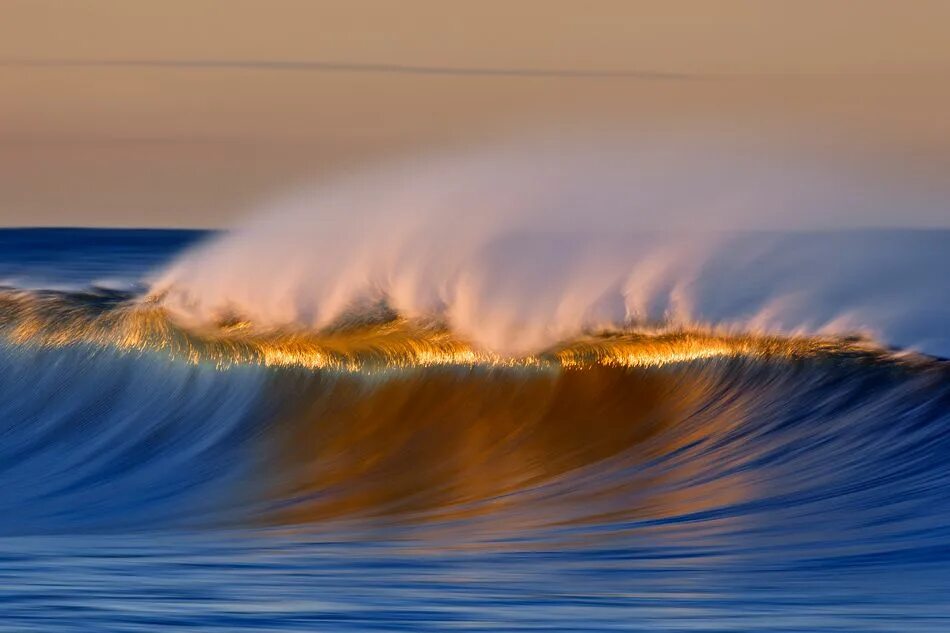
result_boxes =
[2,228,950,630]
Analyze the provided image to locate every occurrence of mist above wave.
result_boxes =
[151,139,950,356]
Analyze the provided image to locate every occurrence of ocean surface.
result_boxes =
[0,228,949,631]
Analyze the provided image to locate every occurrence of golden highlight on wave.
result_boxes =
[0,289,893,371]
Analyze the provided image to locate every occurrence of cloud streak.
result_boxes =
[0,57,694,80]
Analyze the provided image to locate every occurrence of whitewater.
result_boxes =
[151,141,950,358]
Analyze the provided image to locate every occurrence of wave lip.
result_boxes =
[0,288,903,371]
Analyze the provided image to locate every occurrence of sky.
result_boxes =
[1,1,949,227]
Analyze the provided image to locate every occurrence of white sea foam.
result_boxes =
[151,138,950,356]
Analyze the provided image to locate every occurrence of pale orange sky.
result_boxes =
[2,1,949,226]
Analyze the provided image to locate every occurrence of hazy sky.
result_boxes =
[2,1,949,227]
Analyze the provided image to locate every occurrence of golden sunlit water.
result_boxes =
[0,289,891,372]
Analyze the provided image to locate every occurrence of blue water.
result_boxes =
[1,229,949,631]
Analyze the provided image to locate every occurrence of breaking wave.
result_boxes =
[0,138,948,572]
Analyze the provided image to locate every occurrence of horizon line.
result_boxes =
[3,58,947,78]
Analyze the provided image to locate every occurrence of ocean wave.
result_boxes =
[0,226,947,598]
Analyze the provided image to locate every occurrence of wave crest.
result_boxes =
[0,288,911,371]
[148,143,950,356]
